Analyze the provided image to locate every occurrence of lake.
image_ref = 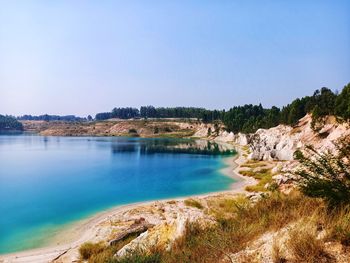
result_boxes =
[0,134,235,254]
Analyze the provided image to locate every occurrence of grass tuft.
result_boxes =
[79,242,106,260]
[184,199,203,209]
[287,225,333,263]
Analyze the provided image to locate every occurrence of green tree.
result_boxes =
[0,115,23,131]
[335,83,350,120]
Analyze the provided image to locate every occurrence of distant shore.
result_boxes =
[0,145,254,263]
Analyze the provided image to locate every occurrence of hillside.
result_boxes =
[21,119,215,138]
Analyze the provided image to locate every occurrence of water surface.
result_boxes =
[0,134,235,254]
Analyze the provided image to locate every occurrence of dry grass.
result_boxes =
[79,232,143,262]
[158,192,324,263]
[272,239,286,263]
[184,199,203,209]
[79,242,106,260]
[80,192,350,263]
[240,168,274,192]
[323,206,350,246]
[287,225,333,263]
[240,162,267,169]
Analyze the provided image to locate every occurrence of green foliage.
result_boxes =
[18,114,86,121]
[222,103,279,133]
[241,168,273,192]
[294,136,350,207]
[0,115,23,131]
[94,83,350,133]
[140,106,206,119]
[335,83,350,120]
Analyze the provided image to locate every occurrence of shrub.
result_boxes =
[294,136,350,207]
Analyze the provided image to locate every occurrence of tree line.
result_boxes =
[95,107,207,120]
[0,115,23,131]
[7,83,349,133]
[94,83,350,133]
[222,84,349,133]
[17,114,91,122]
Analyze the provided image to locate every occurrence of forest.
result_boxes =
[0,115,23,131]
[17,114,89,122]
[94,83,350,133]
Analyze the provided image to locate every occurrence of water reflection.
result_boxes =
[111,138,236,156]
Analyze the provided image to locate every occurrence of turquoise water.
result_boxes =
[0,134,235,254]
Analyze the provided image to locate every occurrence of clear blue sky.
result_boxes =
[1,0,349,116]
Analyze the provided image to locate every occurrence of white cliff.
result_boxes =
[248,114,350,161]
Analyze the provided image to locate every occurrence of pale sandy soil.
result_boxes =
[0,145,255,263]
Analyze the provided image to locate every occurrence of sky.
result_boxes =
[0,0,349,117]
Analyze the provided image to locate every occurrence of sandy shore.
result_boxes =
[0,145,254,263]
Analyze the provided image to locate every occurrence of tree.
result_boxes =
[0,115,23,130]
[294,136,350,207]
[335,83,350,120]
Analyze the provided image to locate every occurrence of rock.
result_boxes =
[109,219,154,246]
[271,163,283,174]
[249,114,350,161]
[272,174,291,185]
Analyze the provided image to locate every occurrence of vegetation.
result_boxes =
[83,192,350,262]
[17,114,87,122]
[243,168,274,192]
[95,106,207,120]
[93,83,350,133]
[140,106,207,119]
[294,136,350,207]
[0,115,23,130]
[184,199,203,209]
[287,225,331,263]
[79,242,105,260]
[335,83,350,120]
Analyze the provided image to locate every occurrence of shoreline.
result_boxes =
[0,145,254,263]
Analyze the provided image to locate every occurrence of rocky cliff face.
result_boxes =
[247,114,349,161]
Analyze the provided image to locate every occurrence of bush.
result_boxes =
[294,136,350,208]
